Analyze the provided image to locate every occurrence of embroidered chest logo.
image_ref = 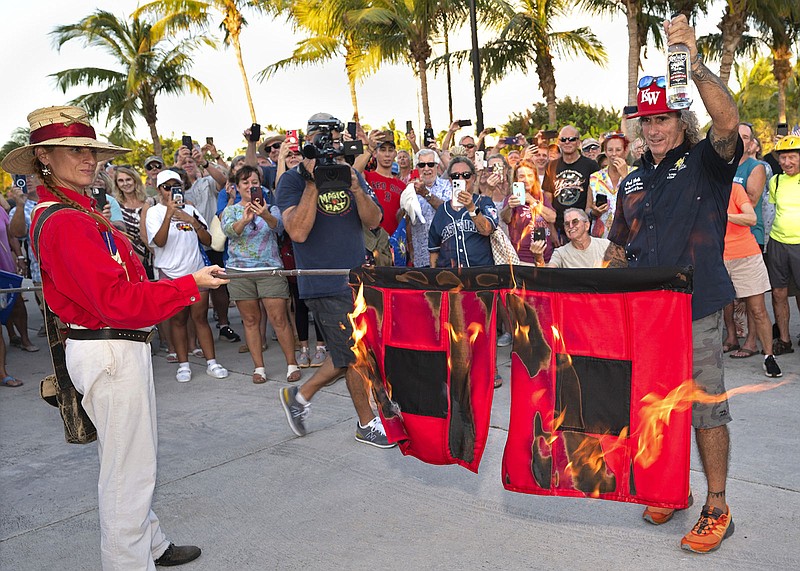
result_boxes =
[624,176,644,195]
[666,155,689,180]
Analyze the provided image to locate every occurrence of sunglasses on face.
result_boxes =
[417,162,437,168]
[463,143,476,149]
[450,171,473,180]
[638,75,667,89]
[560,136,579,143]
[145,163,162,170]
[564,218,586,228]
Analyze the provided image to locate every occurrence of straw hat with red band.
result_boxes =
[1,105,130,175]
[625,76,691,119]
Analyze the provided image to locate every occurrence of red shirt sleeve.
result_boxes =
[37,209,200,329]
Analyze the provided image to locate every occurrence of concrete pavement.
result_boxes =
[1,288,798,570]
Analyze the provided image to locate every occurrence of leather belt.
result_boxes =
[65,328,156,344]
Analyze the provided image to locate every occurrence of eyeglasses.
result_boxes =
[638,75,667,89]
[463,143,476,149]
[450,172,473,180]
[145,163,162,170]
[564,218,586,228]
[560,136,579,143]
[417,162,437,168]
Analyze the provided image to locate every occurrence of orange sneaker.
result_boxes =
[642,491,693,525]
[680,505,734,553]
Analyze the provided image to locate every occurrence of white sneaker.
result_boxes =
[176,367,192,383]
[206,363,229,379]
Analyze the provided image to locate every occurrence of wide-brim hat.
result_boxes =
[257,135,286,156]
[1,106,130,175]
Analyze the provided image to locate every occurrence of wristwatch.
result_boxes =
[468,209,478,218]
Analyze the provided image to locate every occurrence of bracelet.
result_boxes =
[16,255,25,260]
[203,161,210,168]
[691,51,703,66]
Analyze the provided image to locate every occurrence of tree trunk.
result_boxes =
[444,17,453,124]
[717,1,746,86]
[772,45,792,123]
[536,55,557,126]
[233,35,257,123]
[141,94,162,156]
[624,0,642,107]
[418,57,432,129]
[345,52,360,122]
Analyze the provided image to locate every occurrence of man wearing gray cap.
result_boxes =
[581,138,601,162]
[143,155,165,198]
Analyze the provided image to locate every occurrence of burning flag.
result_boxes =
[350,265,697,507]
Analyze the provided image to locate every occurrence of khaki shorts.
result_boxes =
[724,253,771,298]
[691,311,732,429]
[227,268,290,301]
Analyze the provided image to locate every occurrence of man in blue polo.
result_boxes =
[606,15,742,554]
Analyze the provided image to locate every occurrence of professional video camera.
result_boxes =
[302,116,363,190]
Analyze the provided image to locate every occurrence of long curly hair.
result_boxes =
[631,110,702,151]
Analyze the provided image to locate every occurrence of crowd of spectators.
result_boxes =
[2,109,797,394]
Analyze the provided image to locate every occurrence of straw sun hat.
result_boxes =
[1,106,130,175]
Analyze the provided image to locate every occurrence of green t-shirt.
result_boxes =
[768,172,800,244]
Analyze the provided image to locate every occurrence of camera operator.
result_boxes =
[276,112,395,449]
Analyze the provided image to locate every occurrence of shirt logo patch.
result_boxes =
[624,176,644,195]
[666,156,689,180]
[317,190,352,215]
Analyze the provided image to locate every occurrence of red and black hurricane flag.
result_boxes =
[350,266,693,508]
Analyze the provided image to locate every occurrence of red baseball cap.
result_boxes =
[626,76,686,119]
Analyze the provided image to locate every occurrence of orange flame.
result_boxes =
[635,379,786,468]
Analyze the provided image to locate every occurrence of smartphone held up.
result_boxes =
[451,179,466,209]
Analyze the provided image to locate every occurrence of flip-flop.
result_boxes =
[20,344,39,353]
[722,343,740,353]
[1,376,23,387]
[730,347,758,359]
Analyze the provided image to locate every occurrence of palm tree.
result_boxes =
[350,0,513,129]
[135,0,283,123]
[0,128,30,165]
[256,0,381,122]
[50,10,211,155]
[752,5,800,123]
[438,0,607,126]
[580,0,667,106]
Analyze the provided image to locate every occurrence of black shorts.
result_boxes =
[305,292,355,369]
[766,239,800,289]
[206,248,225,267]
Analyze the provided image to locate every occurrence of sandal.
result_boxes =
[494,374,503,389]
[252,367,267,384]
[1,375,23,387]
[166,352,179,363]
[287,365,302,383]
[238,343,250,354]
[722,342,740,353]
[730,347,758,359]
[190,348,204,358]
[20,343,39,353]
[773,338,794,355]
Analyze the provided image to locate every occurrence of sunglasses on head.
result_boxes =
[417,161,437,168]
[604,131,626,140]
[450,171,473,180]
[638,75,667,89]
[560,136,579,143]
[145,163,162,170]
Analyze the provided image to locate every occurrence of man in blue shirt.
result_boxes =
[606,15,742,555]
[276,112,394,450]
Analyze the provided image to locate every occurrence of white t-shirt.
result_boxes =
[145,203,207,279]
[549,237,610,268]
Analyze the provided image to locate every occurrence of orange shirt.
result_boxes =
[724,183,761,260]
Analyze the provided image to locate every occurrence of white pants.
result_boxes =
[66,338,170,571]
